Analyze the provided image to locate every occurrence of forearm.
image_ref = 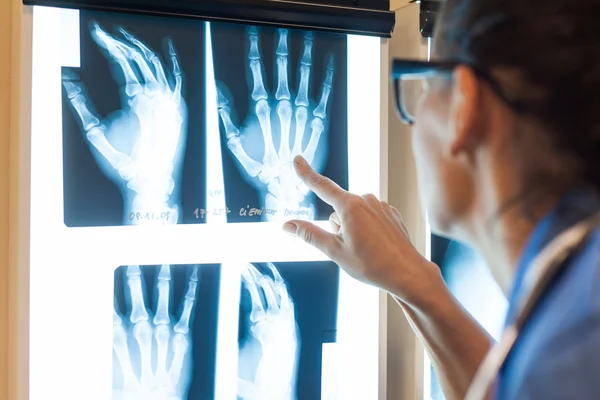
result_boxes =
[393,279,493,400]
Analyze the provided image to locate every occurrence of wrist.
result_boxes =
[391,260,452,316]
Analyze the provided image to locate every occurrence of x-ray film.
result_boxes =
[31,6,382,400]
[113,264,221,399]
[61,11,207,227]
[210,23,349,223]
[237,261,339,400]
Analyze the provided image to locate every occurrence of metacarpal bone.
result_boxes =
[153,264,171,326]
[276,100,292,160]
[168,333,189,384]
[313,56,335,119]
[133,320,153,386]
[113,321,139,390]
[154,324,171,381]
[303,117,324,165]
[127,265,149,324]
[216,87,263,177]
[255,99,278,165]
[275,29,291,101]
[292,106,308,155]
[174,266,198,335]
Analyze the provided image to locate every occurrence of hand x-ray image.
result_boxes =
[113,264,220,400]
[62,11,207,227]
[211,23,349,223]
[237,261,339,399]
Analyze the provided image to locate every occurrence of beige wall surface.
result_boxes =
[0,0,12,397]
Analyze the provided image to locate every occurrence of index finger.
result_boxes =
[293,155,348,210]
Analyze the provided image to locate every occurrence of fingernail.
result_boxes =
[282,222,297,235]
[293,156,305,167]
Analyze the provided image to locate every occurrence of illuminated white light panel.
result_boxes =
[30,7,382,399]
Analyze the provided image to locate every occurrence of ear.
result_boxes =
[449,66,481,156]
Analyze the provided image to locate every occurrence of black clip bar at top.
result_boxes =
[22,0,396,38]
[414,0,441,38]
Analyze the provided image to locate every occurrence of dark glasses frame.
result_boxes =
[391,59,527,125]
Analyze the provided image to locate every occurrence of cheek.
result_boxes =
[411,95,465,234]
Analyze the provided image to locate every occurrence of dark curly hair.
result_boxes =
[433,0,600,198]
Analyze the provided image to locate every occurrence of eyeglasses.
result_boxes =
[391,59,527,125]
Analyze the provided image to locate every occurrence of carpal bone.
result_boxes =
[277,100,292,159]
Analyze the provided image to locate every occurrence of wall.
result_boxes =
[0,0,11,395]
[386,2,430,400]
[4,1,33,399]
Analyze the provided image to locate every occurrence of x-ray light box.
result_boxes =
[30,6,383,400]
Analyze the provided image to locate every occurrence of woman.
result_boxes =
[283,0,600,398]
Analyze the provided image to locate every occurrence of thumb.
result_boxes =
[283,220,342,259]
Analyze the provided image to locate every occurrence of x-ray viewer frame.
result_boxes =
[6,4,393,400]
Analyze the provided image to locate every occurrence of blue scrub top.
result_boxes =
[496,187,600,399]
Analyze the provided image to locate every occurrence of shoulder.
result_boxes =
[504,227,600,399]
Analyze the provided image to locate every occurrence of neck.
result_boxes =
[461,187,562,294]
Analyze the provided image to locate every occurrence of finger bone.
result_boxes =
[295,32,313,107]
[153,265,171,326]
[168,40,183,103]
[248,29,268,101]
[313,56,334,119]
[275,29,291,101]
[250,60,268,101]
[127,266,149,324]
[174,267,199,335]
[63,82,101,132]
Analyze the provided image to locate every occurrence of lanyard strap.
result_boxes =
[464,211,600,400]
